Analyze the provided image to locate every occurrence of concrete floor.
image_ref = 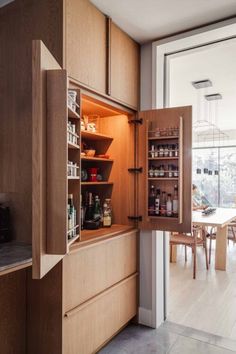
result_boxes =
[99,321,236,354]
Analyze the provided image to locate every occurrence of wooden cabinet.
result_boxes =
[110,22,140,109]
[138,107,192,232]
[63,273,137,354]
[65,0,107,94]
[27,230,138,354]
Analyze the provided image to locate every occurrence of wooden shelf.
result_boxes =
[68,106,80,119]
[148,135,179,140]
[79,224,135,245]
[81,156,114,162]
[148,215,179,220]
[67,234,80,247]
[148,178,179,181]
[68,141,80,150]
[81,181,113,186]
[149,157,179,160]
[81,130,113,141]
[68,176,80,180]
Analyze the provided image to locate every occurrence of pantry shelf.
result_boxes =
[81,130,113,141]
[81,156,114,162]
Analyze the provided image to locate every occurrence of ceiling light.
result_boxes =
[192,79,212,89]
[205,93,222,101]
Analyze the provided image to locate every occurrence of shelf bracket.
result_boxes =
[128,167,143,174]
[128,216,142,221]
[128,118,143,125]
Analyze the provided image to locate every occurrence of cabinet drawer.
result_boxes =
[63,230,137,312]
[63,273,137,354]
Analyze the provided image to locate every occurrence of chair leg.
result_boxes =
[193,245,196,279]
[209,237,212,264]
[185,245,187,262]
[205,239,209,270]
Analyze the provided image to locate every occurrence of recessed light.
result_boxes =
[192,79,212,89]
[205,93,222,101]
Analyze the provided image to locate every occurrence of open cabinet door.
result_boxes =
[137,106,192,233]
[32,40,68,279]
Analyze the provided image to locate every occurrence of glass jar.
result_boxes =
[103,199,112,227]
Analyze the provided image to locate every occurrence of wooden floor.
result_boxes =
[168,240,236,340]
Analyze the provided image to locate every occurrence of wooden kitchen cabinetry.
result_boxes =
[110,22,140,109]
[27,229,138,354]
[65,0,107,94]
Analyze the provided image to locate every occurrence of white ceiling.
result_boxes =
[168,38,236,142]
[91,0,236,43]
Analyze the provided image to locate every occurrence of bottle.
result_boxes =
[93,195,102,221]
[68,194,76,238]
[84,192,94,221]
[159,145,164,157]
[166,194,172,217]
[148,185,156,216]
[160,191,167,216]
[173,185,179,217]
[155,189,161,215]
[103,199,112,227]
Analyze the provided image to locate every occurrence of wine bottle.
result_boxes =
[166,193,172,217]
[148,185,156,216]
[173,185,179,217]
[155,188,160,215]
[84,192,94,221]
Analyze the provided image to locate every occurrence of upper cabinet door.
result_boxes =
[137,106,192,233]
[32,40,68,279]
[65,0,107,94]
[110,22,140,110]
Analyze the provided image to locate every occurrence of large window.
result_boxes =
[193,146,236,207]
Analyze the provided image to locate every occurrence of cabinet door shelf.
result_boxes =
[68,106,80,119]
[67,234,80,247]
[68,141,80,150]
[148,178,179,181]
[148,215,179,220]
[81,181,113,185]
[68,176,80,180]
[81,130,113,141]
[148,157,179,161]
[148,135,179,140]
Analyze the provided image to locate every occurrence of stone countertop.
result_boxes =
[0,241,32,272]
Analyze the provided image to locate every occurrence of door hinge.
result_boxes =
[128,118,143,125]
[128,216,142,221]
[128,167,143,174]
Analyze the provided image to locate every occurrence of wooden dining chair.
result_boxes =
[170,226,209,279]
[207,222,236,264]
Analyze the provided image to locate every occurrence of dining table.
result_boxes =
[171,208,236,271]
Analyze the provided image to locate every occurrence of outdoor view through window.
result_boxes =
[167,38,236,207]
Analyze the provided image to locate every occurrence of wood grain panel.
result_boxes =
[27,264,63,354]
[0,270,26,354]
[138,106,192,233]
[0,0,63,244]
[110,22,140,109]
[63,230,138,312]
[65,0,107,93]
[32,40,64,279]
[46,70,67,254]
[63,274,137,354]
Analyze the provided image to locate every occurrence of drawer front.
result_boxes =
[63,231,137,312]
[63,274,137,354]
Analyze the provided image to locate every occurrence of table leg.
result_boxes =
[215,225,227,271]
[170,245,177,263]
